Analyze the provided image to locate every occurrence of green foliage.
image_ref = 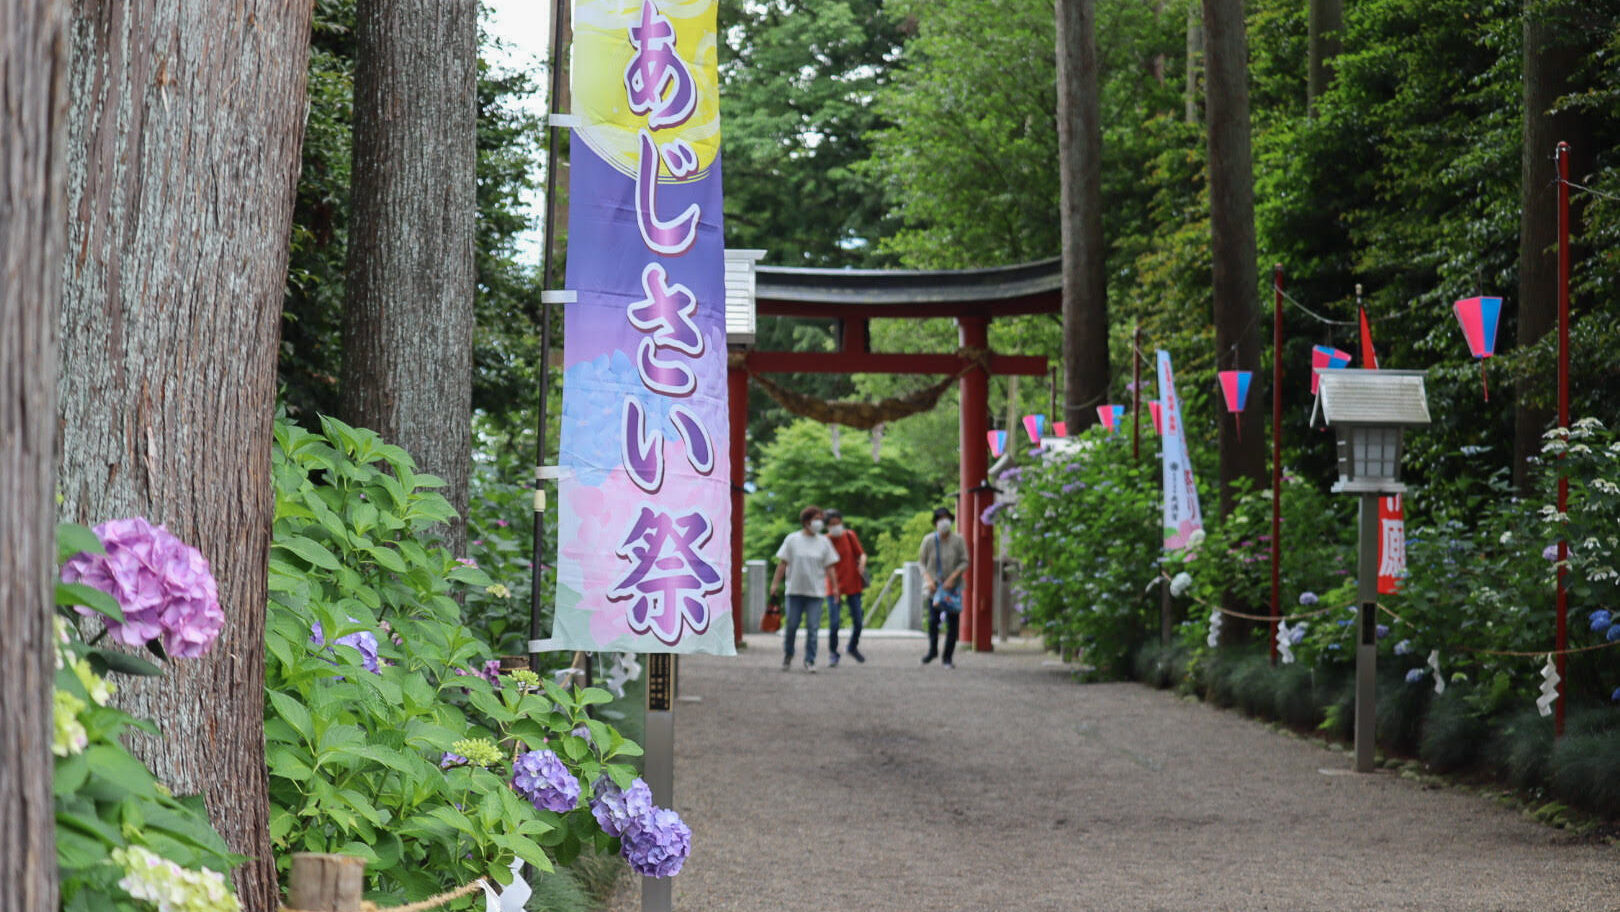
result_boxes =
[265,417,641,902]
[54,525,243,912]
[719,0,904,265]
[745,419,940,566]
[281,0,548,437]
[1001,430,1161,678]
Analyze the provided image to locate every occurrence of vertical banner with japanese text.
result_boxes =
[552,0,734,655]
[1377,494,1406,594]
[1157,351,1204,550]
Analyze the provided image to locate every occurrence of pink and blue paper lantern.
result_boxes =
[1453,296,1502,400]
[987,430,1007,457]
[1097,404,1125,433]
[1148,401,1163,436]
[1022,414,1047,444]
[1218,371,1252,413]
[1310,345,1352,395]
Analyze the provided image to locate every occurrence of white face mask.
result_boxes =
[936,519,952,535]
[808,519,825,533]
[828,524,845,537]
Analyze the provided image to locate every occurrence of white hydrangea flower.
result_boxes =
[1169,572,1193,597]
[113,846,241,912]
[52,691,88,757]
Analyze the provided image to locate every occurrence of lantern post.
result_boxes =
[1317,370,1431,773]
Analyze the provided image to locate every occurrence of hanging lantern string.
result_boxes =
[1554,175,1620,204]
[1276,287,1357,327]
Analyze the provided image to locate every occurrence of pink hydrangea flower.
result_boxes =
[61,517,224,658]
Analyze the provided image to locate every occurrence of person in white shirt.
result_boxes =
[770,504,840,673]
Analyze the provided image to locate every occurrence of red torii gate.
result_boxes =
[726,257,1062,652]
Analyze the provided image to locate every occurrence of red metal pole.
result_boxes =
[1132,321,1142,460]
[959,316,993,652]
[1270,265,1284,665]
[729,364,749,647]
[1555,141,1571,735]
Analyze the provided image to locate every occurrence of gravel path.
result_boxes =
[607,633,1618,911]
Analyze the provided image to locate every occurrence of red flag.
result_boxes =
[1359,307,1379,370]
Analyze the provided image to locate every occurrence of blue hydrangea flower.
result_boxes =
[1608,625,1620,643]
[1590,610,1613,633]
[1288,625,1306,645]
[310,621,380,674]
[1405,668,1426,684]
[1061,482,1084,494]
[591,775,654,838]
[1394,639,1413,656]
[1376,624,1390,640]
[621,806,692,878]
[1298,592,1319,606]
[1543,544,1560,562]
[513,749,580,813]
[1611,687,1620,704]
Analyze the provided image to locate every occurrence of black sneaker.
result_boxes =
[921,652,937,665]
[829,652,841,668]
[848,647,865,663]
[782,654,792,671]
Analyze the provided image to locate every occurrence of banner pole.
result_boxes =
[1555,140,1571,737]
[1132,320,1141,460]
[643,655,675,912]
[1270,265,1283,665]
[528,0,571,673]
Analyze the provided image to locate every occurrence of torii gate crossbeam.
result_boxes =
[729,257,1063,653]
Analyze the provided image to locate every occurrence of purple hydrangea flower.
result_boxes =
[1065,462,1083,472]
[1001,466,1024,483]
[1394,639,1413,656]
[1375,624,1390,640]
[454,659,503,686]
[440,752,468,768]
[571,725,593,745]
[980,502,1009,526]
[1287,625,1306,645]
[1611,687,1620,704]
[1061,482,1085,494]
[1028,446,1045,458]
[1543,544,1561,562]
[1405,668,1427,684]
[61,517,224,658]
[1298,592,1319,606]
[620,806,691,878]
[513,749,580,812]
[310,621,380,674]
[591,775,654,838]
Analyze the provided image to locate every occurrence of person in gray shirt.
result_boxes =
[918,506,968,667]
[770,504,840,673]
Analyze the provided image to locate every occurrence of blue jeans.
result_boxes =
[828,592,863,655]
[783,595,822,664]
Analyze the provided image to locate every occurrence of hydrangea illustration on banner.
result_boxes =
[61,516,224,658]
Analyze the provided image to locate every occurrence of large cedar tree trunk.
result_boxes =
[1306,0,1342,113]
[340,0,478,551]
[1057,0,1109,431]
[57,0,313,907]
[1,0,69,906]
[1513,7,1587,488]
[1202,0,1265,518]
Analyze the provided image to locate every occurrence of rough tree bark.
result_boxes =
[1202,0,1265,516]
[1513,5,1586,489]
[57,0,313,907]
[1307,0,1342,113]
[1,0,70,906]
[341,0,479,552]
[1057,0,1109,431]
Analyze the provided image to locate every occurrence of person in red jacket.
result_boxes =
[823,509,868,667]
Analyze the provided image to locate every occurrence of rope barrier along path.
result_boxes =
[281,877,490,912]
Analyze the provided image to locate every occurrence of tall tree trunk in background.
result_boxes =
[57,0,313,906]
[1,0,69,907]
[1514,7,1585,489]
[1203,0,1265,516]
[1185,4,1203,124]
[1057,0,1109,431]
[341,0,478,552]
[1307,0,1342,113]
